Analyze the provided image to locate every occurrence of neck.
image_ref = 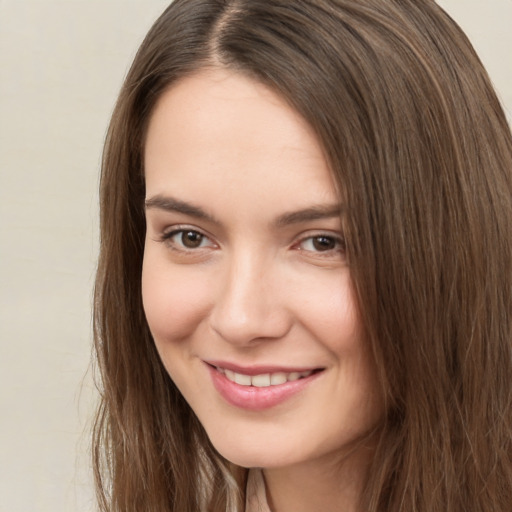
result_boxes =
[261,441,374,512]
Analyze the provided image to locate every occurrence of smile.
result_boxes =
[206,363,324,411]
[215,366,314,387]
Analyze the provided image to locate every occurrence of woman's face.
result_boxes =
[142,68,382,470]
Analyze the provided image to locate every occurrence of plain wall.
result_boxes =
[0,1,510,511]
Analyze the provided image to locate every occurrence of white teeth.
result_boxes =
[218,367,314,387]
[270,372,287,385]
[234,372,252,386]
[252,374,271,387]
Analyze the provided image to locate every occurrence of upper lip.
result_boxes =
[204,360,324,376]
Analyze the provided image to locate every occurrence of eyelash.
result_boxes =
[160,227,214,251]
[295,234,346,255]
[159,226,345,256]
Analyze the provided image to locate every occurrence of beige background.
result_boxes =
[0,1,510,511]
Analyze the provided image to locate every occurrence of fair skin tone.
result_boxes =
[142,67,382,512]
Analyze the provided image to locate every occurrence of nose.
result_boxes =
[209,251,292,346]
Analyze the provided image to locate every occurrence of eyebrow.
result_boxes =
[145,194,342,227]
[274,204,343,227]
[145,195,218,223]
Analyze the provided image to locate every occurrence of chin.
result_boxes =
[209,433,300,469]
[205,416,382,472]
[218,448,295,470]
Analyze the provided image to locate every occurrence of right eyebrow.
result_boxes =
[144,195,218,224]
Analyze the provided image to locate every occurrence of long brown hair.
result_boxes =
[93,1,512,510]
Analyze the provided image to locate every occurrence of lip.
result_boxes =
[205,362,324,411]
[205,360,320,376]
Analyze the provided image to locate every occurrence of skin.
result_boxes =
[142,68,383,511]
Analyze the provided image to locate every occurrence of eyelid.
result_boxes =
[159,224,217,250]
[292,230,346,254]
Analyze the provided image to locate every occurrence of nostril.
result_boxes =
[209,302,293,346]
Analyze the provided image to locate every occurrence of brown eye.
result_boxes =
[162,228,213,250]
[180,230,204,248]
[297,233,345,256]
[312,236,336,251]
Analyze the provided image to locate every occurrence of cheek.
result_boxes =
[141,253,213,343]
[294,271,361,349]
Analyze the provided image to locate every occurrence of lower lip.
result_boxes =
[207,365,322,411]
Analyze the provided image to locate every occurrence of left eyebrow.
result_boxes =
[274,204,343,227]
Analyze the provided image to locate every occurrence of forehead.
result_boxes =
[144,68,337,212]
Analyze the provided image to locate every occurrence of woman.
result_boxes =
[93,1,512,511]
